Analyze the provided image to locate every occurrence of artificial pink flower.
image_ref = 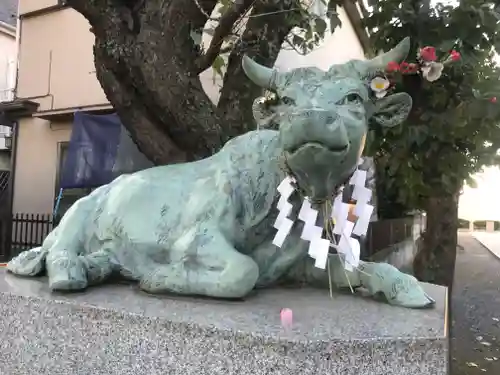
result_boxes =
[419,46,437,62]
[407,63,419,73]
[386,61,400,72]
[280,308,293,329]
[399,61,410,73]
[398,62,418,74]
[450,50,461,61]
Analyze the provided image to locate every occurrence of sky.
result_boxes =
[422,0,500,221]
[365,0,499,221]
[459,167,500,221]
[356,0,497,220]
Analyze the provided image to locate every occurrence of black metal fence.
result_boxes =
[0,213,54,261]
[362,215,422,259]
[0,212,421,262]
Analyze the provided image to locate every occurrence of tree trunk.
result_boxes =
[413,192,459,288]
[217,0,299,131]
[67,0,300,165]
[68,0,229,164]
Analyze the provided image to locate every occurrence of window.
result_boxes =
[54,142,93,218]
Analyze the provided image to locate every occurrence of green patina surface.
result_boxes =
[7,37,434,309]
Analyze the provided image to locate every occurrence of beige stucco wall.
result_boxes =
[14,7,110,214]
[0,28,16,55]
[13,118,71,214]
[0,27,16,160]
[17,8,108,112]
[0,29,16,101]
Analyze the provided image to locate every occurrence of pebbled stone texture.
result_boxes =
[0,270,448,374]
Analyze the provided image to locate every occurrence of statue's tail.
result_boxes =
[7,229,56,276]
[7,246,48,276]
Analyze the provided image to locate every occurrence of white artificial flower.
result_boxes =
[421,61,444,82]
[370,76,390,98]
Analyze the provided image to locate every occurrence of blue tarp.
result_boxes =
[59,112,153,189]
[59,112,122,189]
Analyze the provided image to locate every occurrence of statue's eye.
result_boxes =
[281,96,295,105]
[341,93,363,105]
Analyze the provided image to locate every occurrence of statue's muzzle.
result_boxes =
[281,109,350,156]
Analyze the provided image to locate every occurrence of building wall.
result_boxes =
[13,118,71,214]
[13,3,366,214]
[0,29,16,103]
[16,8,108,112]
[0,25,16,159]
[13,6,109,214]
[13,5,109,214]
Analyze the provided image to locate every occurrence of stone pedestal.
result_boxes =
[0,269,448,375]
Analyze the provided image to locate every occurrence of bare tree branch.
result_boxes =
[219,45,235,55]
[217,0,301,135]
[185,0,219,27]
[195,0,256,73]
[191,0,212,18]
[66,0,231,162]
[64,0,306,163]
[355,0,370,19]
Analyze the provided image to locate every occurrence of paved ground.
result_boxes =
[451,233,500,374]
[472,232,500,259]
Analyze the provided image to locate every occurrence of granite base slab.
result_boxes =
[0,269,448,374]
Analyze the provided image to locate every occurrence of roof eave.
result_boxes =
[0,100,40,126]
[0,21,16,37]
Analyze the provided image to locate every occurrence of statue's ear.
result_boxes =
[371,92,412,128]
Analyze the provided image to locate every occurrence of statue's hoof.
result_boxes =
[47,256,88,291]
[391,294,436,309]
[49,277,88,291]
[420,293,436,309]
[387,283,436,309]
[361,263,436,309]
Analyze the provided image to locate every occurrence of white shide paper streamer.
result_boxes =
[271,161,374,271]
[272,177,296,247]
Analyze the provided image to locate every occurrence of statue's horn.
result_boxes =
[367,37,411,70]
[242,55,278,90]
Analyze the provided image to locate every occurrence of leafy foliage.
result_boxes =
[205,0,344,81]
[362,0,500,217]
[67,0,351,163]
